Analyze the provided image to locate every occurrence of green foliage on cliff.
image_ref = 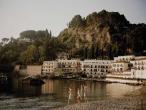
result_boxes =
[58,10,146,59]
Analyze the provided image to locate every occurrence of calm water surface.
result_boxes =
[0,79,140,110]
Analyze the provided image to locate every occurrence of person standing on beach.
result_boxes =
[83,85,88,102]
[76,88,81,103]
[68,88,72,104]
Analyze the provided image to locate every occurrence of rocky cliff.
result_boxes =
[58,10,146,59]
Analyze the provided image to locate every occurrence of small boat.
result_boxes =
[22,76,45,86]
[30,78,45,85]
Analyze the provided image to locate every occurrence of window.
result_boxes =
[120,68,123,72]
[141,66,144,70]
[142,61,144,65]
[94,69,97,72]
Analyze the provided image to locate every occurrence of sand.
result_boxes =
[52,85,146,110]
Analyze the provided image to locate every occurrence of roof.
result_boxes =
[134,58,146,61]
[112,61,128,63]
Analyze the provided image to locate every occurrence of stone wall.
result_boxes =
[26,65,42,76]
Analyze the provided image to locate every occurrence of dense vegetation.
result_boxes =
[0,10,146,69]
[0,29,67,67]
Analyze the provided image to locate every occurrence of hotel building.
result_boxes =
[109,56,133,78]
[130,58,146,79]
[57,59,81,74]
[41,55,146,79]
[109,61,132,78]
[110,55,146,79]
[42,61,58,75]
[82,60,112,78]
[111,61,129,73]
[114,55,135,62]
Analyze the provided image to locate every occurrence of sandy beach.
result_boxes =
[52,85,146,110]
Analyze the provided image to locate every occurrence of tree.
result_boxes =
[38,46,45,64]
[83,47,88,59]
[1,38,9,45]
[20,45,38,64]
[95,45,99,58]
[2,38,9,43]
[91,44,95,59]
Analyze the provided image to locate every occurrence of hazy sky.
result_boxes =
[0,0,146,39]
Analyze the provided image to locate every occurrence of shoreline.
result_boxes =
[48,77,146,86]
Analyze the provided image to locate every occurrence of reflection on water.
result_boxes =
[42,80,108,103]
[0,79,140,110]
[18,84,42,97]
[12,79,42,97]
[42,80,140,102]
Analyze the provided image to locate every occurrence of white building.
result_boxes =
[110,55,146,79]
[110,61,131,78]
[109,55,133,78]
[57,59,81,74]
[42,61,58,75]
[111,61,129,73]
[135,56,146,60]
[41,55,146,80]
[130,58,146,79]
[57,52,69,60]
[114,55,135,62]
[82,60,112,78]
